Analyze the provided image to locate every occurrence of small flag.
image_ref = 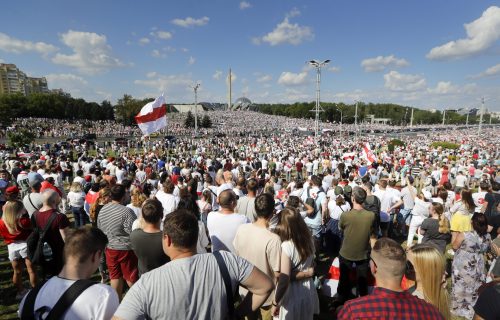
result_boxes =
[362,143,377,164]
[135,95,167,136]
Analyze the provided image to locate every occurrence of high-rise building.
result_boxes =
[0,63,49,95]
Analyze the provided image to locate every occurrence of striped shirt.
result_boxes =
[97,202,136,250]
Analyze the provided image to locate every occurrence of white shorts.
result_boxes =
[7,241,28,261]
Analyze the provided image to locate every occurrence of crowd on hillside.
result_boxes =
[0,116,499,319]
[0,111,483,140]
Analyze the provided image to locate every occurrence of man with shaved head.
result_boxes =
[207,189,249,253]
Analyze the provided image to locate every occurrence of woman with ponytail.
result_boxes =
[419,202,451,254]
[407,244,450,319]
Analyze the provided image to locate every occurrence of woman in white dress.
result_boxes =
[272,208,319,320]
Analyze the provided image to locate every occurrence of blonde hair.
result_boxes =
[131,189,147,207]
[2,200,25,234]
[432,203,450,234]
[70,182,83,193]
[409,244,450,320]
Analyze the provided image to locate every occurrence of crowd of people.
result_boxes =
[0,111,499,319]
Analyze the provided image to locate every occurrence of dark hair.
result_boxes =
[110,185,126,201]
[246,178,258,192]
[163,179,175,193]
[63,226,108,264]
[310,175,322,187]
[177,194,201,220]
[219,190,237,208]
[163,209,199,249]
[352,186,367,205]
[460,189,475,212]
[142,199,163,224]
[471,213,488,236]
[286,196,300,209]
[121,179,132,189]
[255,193,275,219]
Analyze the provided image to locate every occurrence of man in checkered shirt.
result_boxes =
[337,238,444,320]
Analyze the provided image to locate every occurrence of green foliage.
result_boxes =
[0,92,114,121]
[114,94,151,126]
[7,129,35,147]
[184,111,195,128]
[388,139,405,152]
[201,115,212,128]
[430,142,460,150]
[255,102,497,125]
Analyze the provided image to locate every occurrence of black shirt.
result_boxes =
[488,214,500,239]
[130,229,169,275]
[474,282,500,320]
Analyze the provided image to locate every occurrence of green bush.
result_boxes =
[388,139,405,152]
[430,141,460,149]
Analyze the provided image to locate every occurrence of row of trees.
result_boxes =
[1,92,496,127]
[0,93,114,127]
[256,102,497,125]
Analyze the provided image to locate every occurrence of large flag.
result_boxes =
[362,142,377,165]
[135,95,167,136]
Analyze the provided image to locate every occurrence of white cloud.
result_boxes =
[361,55,409,72]
[256,74,272,83]
[188,56,196,65]
[256,9,314,46]
[171,16,209,28]
[180,48,189,53]
[278,71,308,86]
[427,81,459,94]
[328,66,341,73]
[45,73,88,87]
[150,30,172,40]
[240,1,252,10]
[427,6,500,60]
[151,49,166,58]
[0,32,58,56]
[52,30,125,75]
[471,63,500,78]
[213,70,222,80]
[384,71,427,92]
[146,72,157,78]
[139,37,150,45]
[135,72,193,96]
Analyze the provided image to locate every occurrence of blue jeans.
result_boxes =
[71,206,89,228]
[397,208,413,235]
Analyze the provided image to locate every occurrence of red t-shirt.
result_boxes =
[296,162,303,171]
[33,209,70,258]
[0,216,32,244]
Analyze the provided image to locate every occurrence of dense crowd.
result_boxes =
[0,114,499,319]
[1,111,480,139]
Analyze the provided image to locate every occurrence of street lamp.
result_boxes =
[308,59,330,137]
[191,83,200,135]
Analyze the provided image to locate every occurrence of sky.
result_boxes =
[1,0,499,111]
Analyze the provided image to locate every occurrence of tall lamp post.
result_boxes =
[308,59,330,137]
[192,83,200,135]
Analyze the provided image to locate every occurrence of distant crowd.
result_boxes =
[0,113,499,319]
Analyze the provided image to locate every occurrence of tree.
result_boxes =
[184,111,195,128]
[201,115,212,128]
[8,129,35,148]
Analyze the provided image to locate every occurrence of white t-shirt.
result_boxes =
[19,276,119,320]
[472,191,487,213]
[155,191,179,218]
[328,201,351,220]
[374,189,400,222]
[207,212,249,253]
[455,175,468,188]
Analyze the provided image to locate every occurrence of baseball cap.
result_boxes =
[28,174,44,188]
[6,186,19,194]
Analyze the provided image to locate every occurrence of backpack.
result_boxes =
[305,187,323,219]
[26,212,58,265]
[431,176,437,187]
[20,279,96,320]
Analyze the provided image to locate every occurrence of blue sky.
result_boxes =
[1,0,499,110]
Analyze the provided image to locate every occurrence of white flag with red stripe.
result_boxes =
[135,95,167,136]
[362,142,377,164]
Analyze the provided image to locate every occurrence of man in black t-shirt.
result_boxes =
[130,199,169,275]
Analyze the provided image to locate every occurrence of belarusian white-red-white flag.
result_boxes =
[135,95,167,136]
[362,142,377,164]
